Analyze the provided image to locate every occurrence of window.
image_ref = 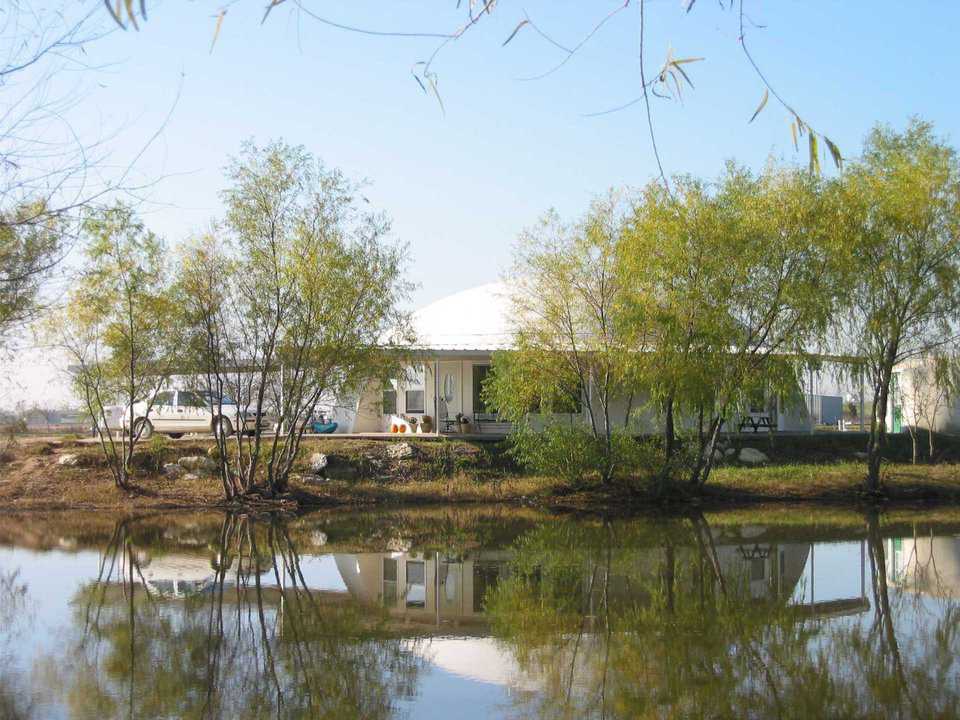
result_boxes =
[382,389,397,415]
[178,391,206,408]
[405,561,426,608]
[382,558,398,605]
[473,562,501,612]
[154,391,174,407]
[201,391,235,406]
[472,365,495,415]
[405,390,425,414]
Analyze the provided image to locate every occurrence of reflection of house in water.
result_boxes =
[122,551,274,599]
[335,551,512,630]
[332,537,820,628]
[119,530,877,622]
[887,536,960,599]
[131,554,220,598]
[713,537,810,601]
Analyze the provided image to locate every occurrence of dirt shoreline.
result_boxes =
[4,435,960,513]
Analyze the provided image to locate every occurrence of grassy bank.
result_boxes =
[4,434,960,511]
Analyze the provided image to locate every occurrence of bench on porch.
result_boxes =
[472,413,513,435]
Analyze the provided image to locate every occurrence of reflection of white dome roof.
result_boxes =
[415,638,540,690]
[141,555,216,583]
[412,282,514,351]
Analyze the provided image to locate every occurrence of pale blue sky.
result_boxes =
[84,0,960,306]
[7,0,960,405]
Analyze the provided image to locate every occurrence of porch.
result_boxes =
[352,353,517,436]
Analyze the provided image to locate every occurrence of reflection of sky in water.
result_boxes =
[2,521,959,719]
[792,540,867,605]
[268,553,348,592]
[397,662,516,720]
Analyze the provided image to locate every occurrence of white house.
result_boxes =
[345,282,815,436]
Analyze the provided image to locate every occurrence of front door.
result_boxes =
[437,361,461,430]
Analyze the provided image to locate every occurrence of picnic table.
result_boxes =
[738,415,775,433]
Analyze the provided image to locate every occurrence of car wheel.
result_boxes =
[167,433,183,439]
[133,418,153,440]
[215,417,233,438]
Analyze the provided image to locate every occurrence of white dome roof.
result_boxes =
[411,282,514,351]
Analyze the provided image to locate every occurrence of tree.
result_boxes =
[1,3,125,346]
[836,120,960,493]
[0,206,69,346]
[621,164,839,486]
[484,193,649,484]
[179,140,412,500]
[49,203,179,490]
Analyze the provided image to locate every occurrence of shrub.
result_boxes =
[431,440,457,478]
[133,434,171,472]
[609,432,663,481]
[509,423,664,485]
[508,423,605,484]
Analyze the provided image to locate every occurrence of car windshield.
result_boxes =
[201,392,236,406]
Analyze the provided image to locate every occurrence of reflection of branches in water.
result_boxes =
[487,512,960,719]
[59,512,425,720]
[0,568,34,720]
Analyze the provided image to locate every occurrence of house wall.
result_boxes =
[897,360,960,433]
[352,381,386,432]
[350,354,816,435]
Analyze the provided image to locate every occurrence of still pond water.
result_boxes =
[0,506,958,719]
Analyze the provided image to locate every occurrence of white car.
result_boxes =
[123,389,270,439]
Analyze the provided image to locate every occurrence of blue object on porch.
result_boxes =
[311,421,338,434]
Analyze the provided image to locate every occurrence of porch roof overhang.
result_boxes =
[405,347,498,361]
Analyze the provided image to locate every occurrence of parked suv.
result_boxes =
[123,389,271,439]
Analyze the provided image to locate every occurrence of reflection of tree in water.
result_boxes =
[55,514,424,720]
[487,513,960,720]
[0,568,35,720]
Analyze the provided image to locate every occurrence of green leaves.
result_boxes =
[749,88,768,123]
[654,48,705,101]
[808,133,820,174]
[824,136,843,169]
[261,0,286,25]
[786,112,840,174]
[104,0,142,29]
[502,19,529,46]
[210,10,226,54]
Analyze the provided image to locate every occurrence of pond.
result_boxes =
[1,506,958,719]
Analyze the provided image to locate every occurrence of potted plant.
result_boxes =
[420,415,433,433]
[456,412,471,434]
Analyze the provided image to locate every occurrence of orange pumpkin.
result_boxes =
[390,424,398,433]
[399,425,407,433]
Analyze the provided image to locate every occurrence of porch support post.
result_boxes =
[433,359,439,435]
[858,365,865,432]
[809,366,815,434]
